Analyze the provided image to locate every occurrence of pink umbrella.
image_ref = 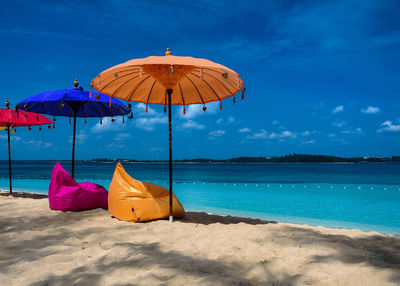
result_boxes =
[1,100,53,194]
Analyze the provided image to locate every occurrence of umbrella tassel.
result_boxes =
[128,111,133,119]
[89,85,93,98]
[233,96,236,105]
[122,116,125,123]
[28,126,31,131]
[146,104,148,113]
[183,105,186,115]
[164,105,167,113]
[53,124,55,129]
[100,118,102,125]
[220,101,222,111]
[39,126,42,131]
[37,114,39,121]
[203,105,207,112]
[242,86,246,100]
[48,125,51,130]
[69,117,71,125]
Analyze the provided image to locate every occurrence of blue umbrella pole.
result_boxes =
[167,89,173,222]
[71,112,77,178]
[7,125,12,195]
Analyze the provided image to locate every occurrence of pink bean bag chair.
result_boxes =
[48,163,108,212]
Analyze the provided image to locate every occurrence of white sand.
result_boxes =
[0,191,399,286]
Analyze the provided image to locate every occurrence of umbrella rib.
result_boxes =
[92,101,103,118]
[178,83,185,106]
[200,71,236,95]
[188,72,222,102]
[197,67,239,89]
[127,75,152,102]
[184,75,205,104]
[111,74,142,98]
[99,71,140,91]
[146,80,157,106]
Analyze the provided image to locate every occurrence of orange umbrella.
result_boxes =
[91,49,245,221]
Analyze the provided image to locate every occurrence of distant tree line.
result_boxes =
[91,154,400,163]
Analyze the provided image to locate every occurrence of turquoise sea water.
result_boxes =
[1,161,400,234]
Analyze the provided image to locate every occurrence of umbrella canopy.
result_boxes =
[16,80,131,178]
[16,83,130,118]
[91,49,244,106]
[91,49,245,222]
[0,108,53,127]
[1,101,54,195]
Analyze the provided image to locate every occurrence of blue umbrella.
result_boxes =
[16,79,131,178]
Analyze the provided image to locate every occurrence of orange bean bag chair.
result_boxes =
[108,163,185,222]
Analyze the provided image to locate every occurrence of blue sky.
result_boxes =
[0,0,399,160]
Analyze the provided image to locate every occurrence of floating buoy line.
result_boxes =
[87,179,400,192]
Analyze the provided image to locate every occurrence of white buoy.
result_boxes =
[267,184,270,187]
[169,216,173,223]
[317,185,320,189]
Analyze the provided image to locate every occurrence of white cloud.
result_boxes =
[272,120,279,125]
[25,140,53,149]
[216,118,223,124]
[209,130,226,137]
[333,121,346,127]
[361,106,380,114]
[115,133,132,141]
[377,120,400,133]
[0,134,22,142]
[136,103,157,116]
[181,120,205,130]
[91,117,126,133]
[301,130,317,136]
[332,105,344,114]
[327,133,337,138]
[269,130,297,139]
[69,130,88,144]
[227,116,235,123]
[135,116,167,131]
[177,102,219,119]
[238,127,251,133]
[302,139,316,145]
[247,129,267,139]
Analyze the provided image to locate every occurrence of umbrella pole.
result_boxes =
[167,89,173,222]
[7,125,12,195]
[71,111,77,178]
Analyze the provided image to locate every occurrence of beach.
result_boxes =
[1,191,399,285]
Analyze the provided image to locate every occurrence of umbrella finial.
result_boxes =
[165,48,172,56]
[74,79,79,89]
[5,100,9,109]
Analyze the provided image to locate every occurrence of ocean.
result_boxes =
[1,161,400,234]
